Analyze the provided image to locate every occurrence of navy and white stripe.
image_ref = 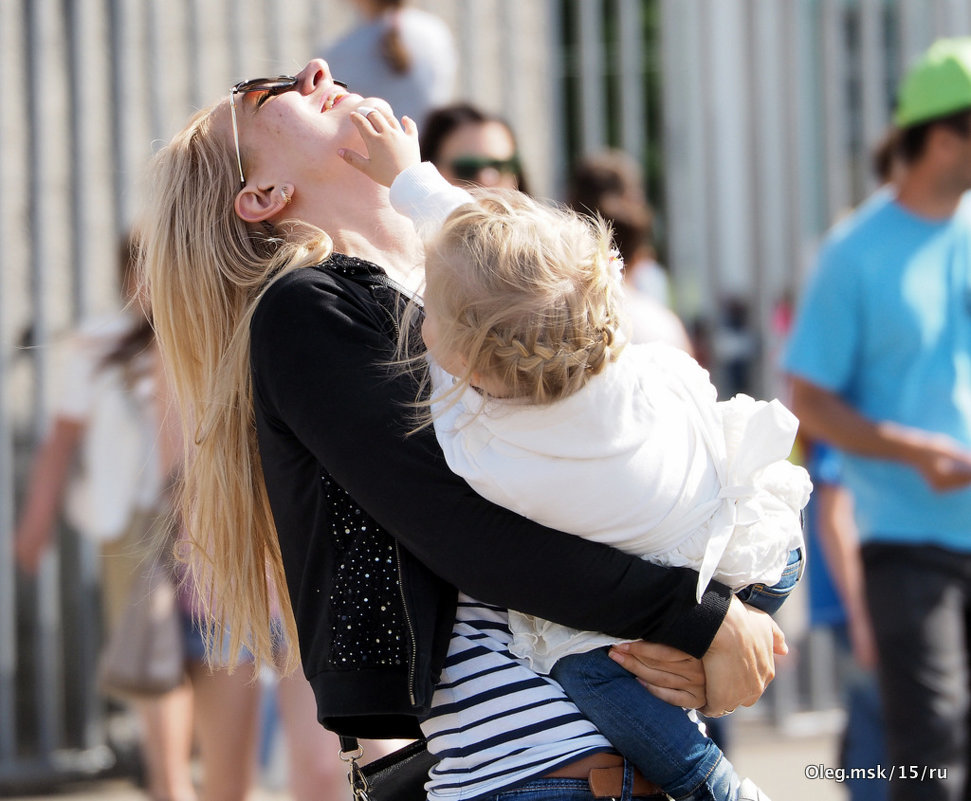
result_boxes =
[421,595,612,800]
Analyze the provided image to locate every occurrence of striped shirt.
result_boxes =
[421,595,613,800]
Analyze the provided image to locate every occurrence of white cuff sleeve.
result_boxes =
[389,162,475,236]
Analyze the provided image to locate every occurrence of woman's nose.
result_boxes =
[476,167,503,187]
[295,58,334,93]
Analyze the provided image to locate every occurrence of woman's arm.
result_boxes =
[15,417,85,573]
[252,270,730,657]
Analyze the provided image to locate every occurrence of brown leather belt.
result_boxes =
[545,752,666,798]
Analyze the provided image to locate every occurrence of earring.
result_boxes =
[280,186,292,205]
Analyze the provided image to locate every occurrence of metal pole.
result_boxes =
[820,0,851,224]
[500,0,519,126]
[577,0,606,155]
[459,0,480,101]
[0,0,20,765]
[859,0,886,196]
[107,0,128,239]
[26,0,64,757]
[547,0,568,199]
[147,0,165,143]
[616,0,645,170]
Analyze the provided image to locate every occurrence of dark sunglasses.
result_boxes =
[449,154,521,182]
[229,75,349,187]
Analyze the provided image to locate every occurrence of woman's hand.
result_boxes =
[607,598,786,716]
[340,105,421,188]
[608,641,706,708]
[700,596,787,717]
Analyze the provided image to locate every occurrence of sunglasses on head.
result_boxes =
[229,75,349,188]
[449,154,521,182]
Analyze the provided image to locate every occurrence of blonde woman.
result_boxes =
[139,59,782,801]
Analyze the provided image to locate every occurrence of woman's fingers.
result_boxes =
[642,682,706,709]
[608,641,707,709]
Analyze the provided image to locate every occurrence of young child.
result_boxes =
[341,106,811,801]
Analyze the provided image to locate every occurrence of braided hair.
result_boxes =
[421,189,627,408]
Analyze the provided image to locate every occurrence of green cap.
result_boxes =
[895,38,971,127]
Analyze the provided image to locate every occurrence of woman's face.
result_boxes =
[228,59,380,190]
[435,121,521,190]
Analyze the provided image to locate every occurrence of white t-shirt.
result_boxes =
[60,313,162,540]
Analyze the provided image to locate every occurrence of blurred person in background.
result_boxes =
[568,148,672,308]
[419,102,531,193]
[567,149,693,354]
[318,0,456,128]
[14,236,263,801]
[784,38,971,801]
[801,439,886,801]
[790,125,907,801]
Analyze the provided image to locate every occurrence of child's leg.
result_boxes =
[551,647,742,801]
[735,548,803,615]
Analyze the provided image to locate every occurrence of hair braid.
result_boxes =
[415,189,628,413]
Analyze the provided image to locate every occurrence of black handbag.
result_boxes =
[339,736,438,801]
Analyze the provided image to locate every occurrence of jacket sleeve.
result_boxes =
[251,271,731,657]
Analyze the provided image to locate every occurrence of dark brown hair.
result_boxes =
[377,0,410,74]
[896,108,971,165]
[419,102,531,195]
[99,234,154,375]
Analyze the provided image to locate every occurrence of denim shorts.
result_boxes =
[181,610,254,666]
[734,547,804,616]
[485,776,661,801]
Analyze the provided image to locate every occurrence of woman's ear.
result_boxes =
[234,183,294,223]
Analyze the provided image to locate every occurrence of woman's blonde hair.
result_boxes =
[420,189,626,408]
[137,102,331,672]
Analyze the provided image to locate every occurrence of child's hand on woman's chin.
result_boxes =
[339,103,421,188]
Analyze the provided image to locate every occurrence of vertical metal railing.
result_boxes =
[0,0,17,769]
[616,0,646,178]
[26,0,64,766]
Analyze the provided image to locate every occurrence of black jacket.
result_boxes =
[250,255,732,738]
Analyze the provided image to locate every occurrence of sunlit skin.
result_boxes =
[226,59,424,288]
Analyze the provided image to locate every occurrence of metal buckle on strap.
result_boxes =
[340,744,371,801]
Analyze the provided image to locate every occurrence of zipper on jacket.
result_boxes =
[395,541,419,707]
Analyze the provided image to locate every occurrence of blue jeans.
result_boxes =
[735,547,803,614]
[551,549,803,801]
[552,649,734,801]
[483,761,660,800]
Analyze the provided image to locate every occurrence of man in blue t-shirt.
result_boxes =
[784,38,971,801]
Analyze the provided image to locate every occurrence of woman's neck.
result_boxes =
[293,176,424,292]
[333,224,424,292]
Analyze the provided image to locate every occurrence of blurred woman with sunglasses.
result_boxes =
[419,102,531,193]
[139,58,782,801]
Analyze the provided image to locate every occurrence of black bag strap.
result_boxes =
[339,736,369,800]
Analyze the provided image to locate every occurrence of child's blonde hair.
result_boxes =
[422,189,627,406]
